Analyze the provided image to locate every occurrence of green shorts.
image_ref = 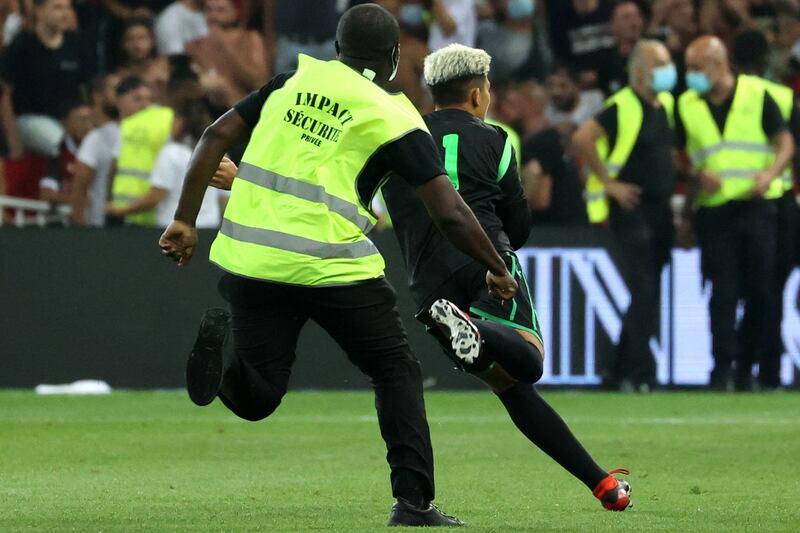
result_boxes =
[468,251,542,344]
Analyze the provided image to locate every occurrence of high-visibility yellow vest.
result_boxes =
[111,106,174,226]
[209,54,430,286]
[758,77,794,191]
[678,74,783,207]
[585,88,674,224]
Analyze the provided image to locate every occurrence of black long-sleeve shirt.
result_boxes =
[383,108,529,303]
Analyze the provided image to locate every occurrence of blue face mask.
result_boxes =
[686,70,712,95]
[399,4,425,27]
[508,0,536,20]
[651,63,677,93]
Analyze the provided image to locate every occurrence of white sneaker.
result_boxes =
[429,299,482,365]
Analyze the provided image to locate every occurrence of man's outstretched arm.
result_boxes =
[160,109,251,265]
[173,110,251,224]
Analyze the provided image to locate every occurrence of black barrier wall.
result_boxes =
[1,228,505,389]
[5,228,798,389]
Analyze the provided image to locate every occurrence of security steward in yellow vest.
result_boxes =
[675,36,795,391]
[573,40,677,393]
[110,78,173,227]
[157,5,517,527]
[732,30,800,390]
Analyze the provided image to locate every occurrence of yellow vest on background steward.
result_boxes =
[209,54,429,286]
[585,88,674,224]
[758,77,794,192]
[678,74,783,208]
[486,118,522,169]
[111,106,174,226]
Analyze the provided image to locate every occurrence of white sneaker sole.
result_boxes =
[429,299,481,365]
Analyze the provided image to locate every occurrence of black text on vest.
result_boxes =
[283,92,355,148]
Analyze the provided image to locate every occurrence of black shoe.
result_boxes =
[186,308,230,406]
[387,498,464,527]
[709,367,733,392]
[734,374,756,392]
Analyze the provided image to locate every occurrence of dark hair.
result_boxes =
[116,76,145,96]
[548,63,580,84]
[58,97,89,120]
[88,75,107,95]
[335,4,399,61]
[733,30,769,74]
[173,98,211,145]
[429,75,486,107]
[167,54,198,91]
[123,16,153,34]
[121,17,156,60]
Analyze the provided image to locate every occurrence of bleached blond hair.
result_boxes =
[423,44,492,86]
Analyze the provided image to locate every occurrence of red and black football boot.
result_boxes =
[593,468,632,511]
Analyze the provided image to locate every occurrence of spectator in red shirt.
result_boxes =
[39,102,93,204]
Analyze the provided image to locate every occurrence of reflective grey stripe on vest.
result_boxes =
[690,141,772,164]
[717,169,760,179]
[236,162,374,233]
[585,191,606,201]
[220,218,380,259]
[112,194,139,203]
[116,167,151,179]
[606,162,623,174]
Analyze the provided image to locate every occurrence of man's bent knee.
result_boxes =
[219,388,284,422]
[514,328,544,384]
[231,397,282,422]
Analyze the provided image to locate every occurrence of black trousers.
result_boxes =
[696,200,778,384]
[217,273,435,501]
[738,193,799,387]
[608,201,674,386]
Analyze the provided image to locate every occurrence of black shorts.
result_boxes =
[420,251,542,343]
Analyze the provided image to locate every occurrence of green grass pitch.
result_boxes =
[1,390,799,532]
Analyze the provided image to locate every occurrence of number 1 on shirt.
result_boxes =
[442,133,460,190]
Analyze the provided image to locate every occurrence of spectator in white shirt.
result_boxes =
[71,75,135,226]
[154,0,207,55]
[428,0,477,51]
[106,98,226,228]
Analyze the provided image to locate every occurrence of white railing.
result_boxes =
[0,195,72,228]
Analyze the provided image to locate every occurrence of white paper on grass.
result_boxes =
[35,380,112,395]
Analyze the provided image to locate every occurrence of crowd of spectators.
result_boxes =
[1,0,800,228]
[3,0,800,391]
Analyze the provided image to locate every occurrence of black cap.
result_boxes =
[116,76,145,97]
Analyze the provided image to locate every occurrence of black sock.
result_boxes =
[496,382,608,490]
[474,320,543,383]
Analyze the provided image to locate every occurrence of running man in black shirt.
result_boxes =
[382,44,633,512]
[166,5,519,527]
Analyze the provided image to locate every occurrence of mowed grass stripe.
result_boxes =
[1,391,799,532]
